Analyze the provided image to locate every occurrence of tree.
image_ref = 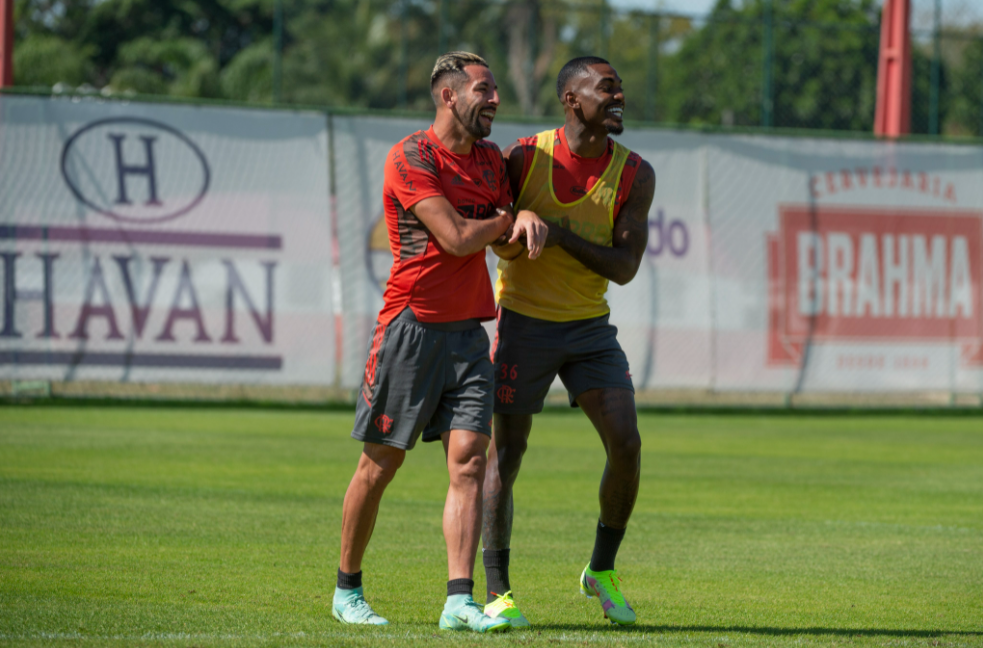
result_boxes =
[12,0,272,94]
[940,35,981,136]
[659,0,883,131]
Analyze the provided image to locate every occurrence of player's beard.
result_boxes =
[605,122,624,136]
[458,99,492,139]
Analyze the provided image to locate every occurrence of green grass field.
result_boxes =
[1,405,981,647]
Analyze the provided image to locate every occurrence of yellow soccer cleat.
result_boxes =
[579,565,636,625]
[484,591,530,628]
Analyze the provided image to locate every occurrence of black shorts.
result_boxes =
[352,308,494,450]
[491,307,634,414]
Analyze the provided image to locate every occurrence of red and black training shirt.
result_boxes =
[379,126,512,325]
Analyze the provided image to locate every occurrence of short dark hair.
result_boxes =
[431,51,489,104]
[556,56,610,99]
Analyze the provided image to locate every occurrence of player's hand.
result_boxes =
[492,222,515,247]
[510,210,547,259]
[545,217,569,248]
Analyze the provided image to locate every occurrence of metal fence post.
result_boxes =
[599,1,609,60]
[762,0,774,128]
[0,0,13,87]
[929,0,941,135]
[527,1,537,116]
[439,0,448,55]
[647,13,659,121]
[273,0,283,102]
[399,0,408,109]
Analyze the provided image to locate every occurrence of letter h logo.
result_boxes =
[108,134,162,207]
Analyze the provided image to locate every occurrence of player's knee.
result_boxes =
[450,451,487,484]
[610,430,642,466]
[498,437,527,474]
[360,447,405,485]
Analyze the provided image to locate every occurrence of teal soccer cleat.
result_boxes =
[439,594,512,633]
[332,586,389,625]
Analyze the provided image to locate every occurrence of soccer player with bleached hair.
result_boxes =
[481,56,656,628]
[331,51,547,633]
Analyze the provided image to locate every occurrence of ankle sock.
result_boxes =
[589,520,626,572]
[337,568,362,590]
[447,578,474,598]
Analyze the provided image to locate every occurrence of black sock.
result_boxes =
[589,520,626,572]
[337,568,362,590]
[482,548,511,603]
[447,578,474,598]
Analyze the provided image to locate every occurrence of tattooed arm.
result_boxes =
[547,159,655,285]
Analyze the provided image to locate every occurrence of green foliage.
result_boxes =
[7,0,983,134]
[946,37,983,136]
[282,0,403,107]
[659,0,882,130]
[220,40,274,102]
[0,406,981,647]
[111,37,221,97]
[11,34,94,86]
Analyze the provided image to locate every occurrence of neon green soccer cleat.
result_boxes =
[579,565,636,625]
[484,590,530,628]
[332,586,389,625]
[439,594,512,633]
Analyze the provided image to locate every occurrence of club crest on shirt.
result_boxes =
[482,169,498,192]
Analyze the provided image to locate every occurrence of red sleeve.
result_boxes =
[496,150,513,208]
[515,136,539,202]
[613,152,644,221]
[385,138,444,210]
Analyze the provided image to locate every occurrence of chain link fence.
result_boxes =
[263,0,982,135]
[11,0,983,137]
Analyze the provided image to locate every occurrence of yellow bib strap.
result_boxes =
[497,129,630,322]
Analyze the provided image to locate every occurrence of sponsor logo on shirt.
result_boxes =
[457,203,497,220]
[392,152,415,191]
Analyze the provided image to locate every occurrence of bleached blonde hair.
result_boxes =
[430,51,488,104]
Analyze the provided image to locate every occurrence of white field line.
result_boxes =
[0,631,977,645]
[0,631,688,644]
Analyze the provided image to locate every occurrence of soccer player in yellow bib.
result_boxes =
[480,57,655,628]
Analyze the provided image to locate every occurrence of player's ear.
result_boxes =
[563,89,579,110]
[440,85,456,108]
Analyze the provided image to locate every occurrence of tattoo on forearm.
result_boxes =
[557,162,655,285]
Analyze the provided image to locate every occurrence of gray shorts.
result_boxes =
[353,308,494,450]
[491,308,633,414]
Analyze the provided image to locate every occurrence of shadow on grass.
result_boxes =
[533,623,981,638]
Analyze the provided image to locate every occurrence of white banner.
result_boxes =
[708,134,983,392]
[5,97,981,394]
[0,96,334,384]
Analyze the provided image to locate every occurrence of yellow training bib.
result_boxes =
[496,129,629,322]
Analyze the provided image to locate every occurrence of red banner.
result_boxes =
[768,206,983,366]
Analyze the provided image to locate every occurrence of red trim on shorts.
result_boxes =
[362,323,388,405]
[490,306,502,362]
